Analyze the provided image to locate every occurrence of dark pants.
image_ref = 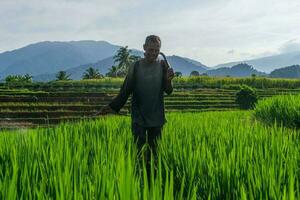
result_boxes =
[131,122,162,179]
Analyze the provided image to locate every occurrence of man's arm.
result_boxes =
[161,60,174,95]
[108,63,136,112]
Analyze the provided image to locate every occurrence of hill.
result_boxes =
[206,63,266,77]
[269,65,300,78]
[213,51,300,73]
[0,41,121,78]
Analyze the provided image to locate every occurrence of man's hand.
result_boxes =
[95,105,115,115]
[161,59,175,81]
[166,68,175,81]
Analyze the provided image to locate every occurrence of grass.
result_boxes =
[0,111,299,199]
[255,94,300,129]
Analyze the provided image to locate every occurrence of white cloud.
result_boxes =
[1,0,300,66]
[279,39,300,53]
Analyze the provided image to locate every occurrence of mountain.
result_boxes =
[206,63,266,77]
[179,56,209,70]
[166,55,207,75]
[0,40,208,81]
[0,40,121,78]
[213,51,300,73]
[269,65,300,78]
[34,55,208,81]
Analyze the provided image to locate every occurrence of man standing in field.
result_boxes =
[101,35,174,165]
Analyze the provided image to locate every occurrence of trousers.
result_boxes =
[131,122,162,154]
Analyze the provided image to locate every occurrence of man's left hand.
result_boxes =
[166,68,175,81]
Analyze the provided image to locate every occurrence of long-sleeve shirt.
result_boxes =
[109,58,173,127]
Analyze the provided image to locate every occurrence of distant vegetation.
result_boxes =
[82,67,103,79]
[55,71,71,81]
[5,74,32,83]
[2,76,300,90]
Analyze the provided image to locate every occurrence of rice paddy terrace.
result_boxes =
[0,82,300,128]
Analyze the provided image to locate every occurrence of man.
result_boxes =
[101,35,174,161]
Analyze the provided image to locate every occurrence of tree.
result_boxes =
[82,67,103,79]
[106,66,118,77]
[174,72,182,77]
[251,73,257,78]
[190,71,200,77]
[113,46,140,77]
[56,71,71,81]
[5,74,32,83]
[23,74,33,82]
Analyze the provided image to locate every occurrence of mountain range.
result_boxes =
[0,41,208,81]
[206,63,267,77]
[213,51,300,73]
[0,40,300,81]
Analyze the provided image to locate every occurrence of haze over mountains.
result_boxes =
[213,51,300,73]
[0,40,300,81]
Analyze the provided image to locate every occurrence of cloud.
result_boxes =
[227,50,234,54]
[279,39,300,53]
[1,0,300,66]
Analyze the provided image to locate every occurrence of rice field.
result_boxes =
[0,111,299,199]
[255,94,300,129]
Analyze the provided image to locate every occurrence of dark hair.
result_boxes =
[145,35,161,46]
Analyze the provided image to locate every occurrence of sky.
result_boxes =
[1,0,300,66]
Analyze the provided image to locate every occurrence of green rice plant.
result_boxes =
[0,111,299,199]
[254,94,300,129]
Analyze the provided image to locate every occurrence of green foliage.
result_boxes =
[0,112,299,199]
[105,65,118,77]
[5,74,32,83]
[255,94,300,129]
[235,85,258,109]
[112,46,140,77]
[55,71,71,81]
[189,71,200,77]
[82,67,103,79]
[174,72,182,77]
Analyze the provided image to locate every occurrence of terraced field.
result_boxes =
[0,86,300,128]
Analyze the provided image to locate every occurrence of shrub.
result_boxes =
[254,94,300,129]
[235,85,258,109]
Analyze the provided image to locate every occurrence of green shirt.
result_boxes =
[109,58,172,127]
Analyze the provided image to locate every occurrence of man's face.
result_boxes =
[143,41,161,62]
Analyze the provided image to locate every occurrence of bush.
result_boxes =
[235,85,258,109]
[254,94,300,129]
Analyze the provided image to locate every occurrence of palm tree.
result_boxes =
[113,46,140,76]
[82,67,103,79]
[56,71,71,81]
[23,74,33,82]
[175,72,182,77]
[106,66,118,77]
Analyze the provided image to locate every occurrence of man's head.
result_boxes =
[143,35,161,62]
